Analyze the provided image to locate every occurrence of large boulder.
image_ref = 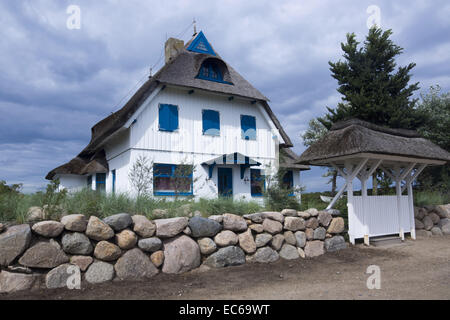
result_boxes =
[441,223,450,235]
[103,213,133,231]
[297,211,311,219]
[32,221,64,238]
[305,208,319,217]
[244,212,284,223]
[279,244,300,260]
[61,232,93,255]
[327,217,345,234]
[0,270,37,293]
[115,229,138,250]
[132,215,156,238]
[214,230,238,247]
[304,241,325,258]
[222,214,247,232]
[85,216,114,241]
[204,246,245,268]
[46,263,80,289]
[283,217,305,231]
[61,214,88,232]
[155,217,189,238]
[0,224,32,266]
[249,224,264,233]
[188,216,222,237]
[324,236,347,252]
[294,231,307,248]
[115,248,159,280]
[85,261,115,284]
[238,229,256,254]
[94,241,122,261]
[162,235,201,274]
[415,208,427,220]
[208,215,223,223]
[428,212,441,225]
[435,205,450,218]
[253,247,279,263]
[197,237,217,255]
[262,219,282,234]
[19,241,69,268]
[416,229,432,238]
[255,233,272,247]
[138,237,162,253]
[318,211,333,227]
[422,216,434,231]
[415,219,424,229]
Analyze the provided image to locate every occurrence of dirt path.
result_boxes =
[2,236,449,300]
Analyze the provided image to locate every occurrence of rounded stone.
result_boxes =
[188,216,222,237]
[155,217,189,238]
[150,250,164,268]
[85,261,115,284]
[115,229,138,250]
[327,217,345,234]
[222,214,247,232]
[324,236,347,252]
[281,209,297,216]
[70,255,93,272]
[318,211,333,227]
[313,227,327,240]
[61,214,88,232]
[422,216,433,231]
[103,213,133,231]
[270,234,285,251]
[115,248,159,280]
[85,216,114,241]
[304,240,325,258]
[132,215,156,238]
[0,270,37,293]
[214,230,238,247]
[162,235,201,274]
[32,221,64,238]
[238,229,256,254]
[431,227,443,236]
[305,217,319,229]
[294,231,306,248]
[255,233,273,247]
[262,219,283,234]
[19,241,69,268]
[61,232,93,255]
[279,244,300,260]
[138,237,162,253]
[197,237,217,255]
[249,224,264,233]
[284,217,306,231]
[284,231,297,245]
[253,246,279,263]
[94,241,122,261]
[204,246,245,268]
[0,224,32,266]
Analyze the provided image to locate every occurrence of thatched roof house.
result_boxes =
[297,118,450,166]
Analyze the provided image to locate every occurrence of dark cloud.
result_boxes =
[0,0,449,193]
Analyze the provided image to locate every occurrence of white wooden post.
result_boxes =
[407,180,415,239]
[361,175,369,246]
[346,161,355,245]
[394,166,404,241]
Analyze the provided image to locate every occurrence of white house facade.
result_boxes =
[46,31,309,202]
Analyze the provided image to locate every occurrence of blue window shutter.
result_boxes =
[159,104,178,131]
[241,115,256,140]
[202,110,220,136]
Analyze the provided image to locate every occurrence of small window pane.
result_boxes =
[153,163,193,195]
[96,173,106,192]
[251,169,264,196]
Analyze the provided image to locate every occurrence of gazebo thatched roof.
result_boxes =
[297,119,450,165]
[46,150,108,180]
[280,148,310,170]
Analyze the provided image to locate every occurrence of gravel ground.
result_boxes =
[2,235,449,300]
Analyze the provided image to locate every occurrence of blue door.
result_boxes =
[218,168,233,197]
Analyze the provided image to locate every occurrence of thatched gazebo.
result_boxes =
[297,119,450,245]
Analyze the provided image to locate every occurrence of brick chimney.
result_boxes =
[165,38,184,64]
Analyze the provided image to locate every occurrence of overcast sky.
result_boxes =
[1,0,449,193]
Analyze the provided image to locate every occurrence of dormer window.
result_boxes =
[198,61,223,82]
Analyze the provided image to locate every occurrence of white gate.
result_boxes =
[351,195,413,239]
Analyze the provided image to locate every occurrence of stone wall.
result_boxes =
[414,204,450,237]
[0,208,347,294]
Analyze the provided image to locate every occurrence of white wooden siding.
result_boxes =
[351,195,412,238]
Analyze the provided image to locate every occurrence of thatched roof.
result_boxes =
[46,150,108,180]
[297,118,450,165]
[46,32,294,180]
[280,148,310,170]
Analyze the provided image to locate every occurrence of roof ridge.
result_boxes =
[331,118,422,138]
